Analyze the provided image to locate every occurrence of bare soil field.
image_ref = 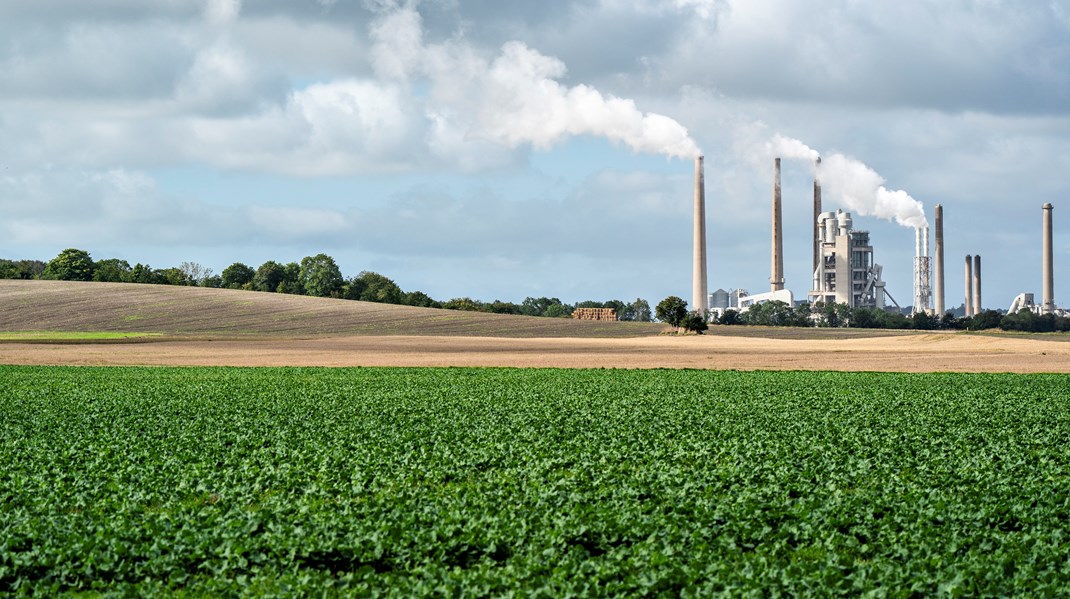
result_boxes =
[2,280,1069,372]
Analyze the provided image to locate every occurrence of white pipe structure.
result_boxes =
[973,255,982,315]
[692,156,708,315]
[912,226,932,315]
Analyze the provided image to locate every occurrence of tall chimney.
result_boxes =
[692,156,708,314]
[973,254,982,315]
[770,157,785,292]
[965,255,974,317]
[813,157,822,279]
[1043,203,1055,314]
[934,205,945,315]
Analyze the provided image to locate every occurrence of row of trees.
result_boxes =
[2,249,655,322]
[713,300,1070,332]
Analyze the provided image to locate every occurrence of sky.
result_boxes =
[2,0,1069,311]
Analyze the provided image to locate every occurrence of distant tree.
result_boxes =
[178,262,212,286]
[629,298,652,322]
[129,263,167,285]
[347,271,401,304]
[682,311,709,334]
[221,262,255,289]
[0,259,45,280]
[575,300,604,309]
[521,297,569,318]
[910,311,937,330]
[159,267,191,287]
[604,300,626,319]
[202,274,223,289]
[655,296,688,328]
[718,309,741,325]
[299,254,343,298]
[403,290,441,308]
[487,300,523,314]
[43,248,95,281]
[444,297,485,312]
[252,261,286,293]
[741,300,800,327]
[279,262,303,295]
[92,258,132,283]
[970,310,1002,331]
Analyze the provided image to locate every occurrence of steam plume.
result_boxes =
[369,5,700,160]
[768,134,819,162]
[817,153,928,229]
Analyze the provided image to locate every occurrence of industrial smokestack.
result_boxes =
[934,205,945,315]
[1043,203,1055,314]
[973,255,982,315]
[965,255,974,317]
[692,156,708,314]
[771,157,785,292]
[813,157,822,278]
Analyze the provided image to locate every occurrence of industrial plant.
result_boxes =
[691,155,1063,320]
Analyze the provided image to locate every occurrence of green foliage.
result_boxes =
[92,258,132,283]
[682,311,709,334]
[740,300,808,327]
[0,259,45,279]
[129,263,166,285]
[655,296,688,327]
[252,261,285,293]
[299,254,343,298]
[43,248,95,281]
[521,297,569,318]
[3,367,1070,595]
[718,309,741,325]
[221,262,255,289]
[345,270,402,304]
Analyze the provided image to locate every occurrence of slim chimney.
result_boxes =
[973,255,982,315]
[965,255,974,317]
[813,157,822,279]
[770,157,785,292]
[934,205,945,315]
[1043,203,1055,314]
[692,156,708,314]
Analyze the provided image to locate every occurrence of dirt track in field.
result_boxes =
[3,333,1069,373]
[2,280,1069,372]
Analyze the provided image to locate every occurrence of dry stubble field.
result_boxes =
[1,280,1068,372]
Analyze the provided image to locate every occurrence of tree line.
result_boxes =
[710,300,1070,333]
[1,248,654,321]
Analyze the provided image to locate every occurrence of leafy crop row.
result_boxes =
[2,367,1069,595]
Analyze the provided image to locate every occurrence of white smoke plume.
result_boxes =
[768,134,819,162]
[368,5,701,160]
[817,153,928,229]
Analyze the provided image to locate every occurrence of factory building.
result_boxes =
[807,210,893,309]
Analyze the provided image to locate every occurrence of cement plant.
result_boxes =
[690,155,1064,322]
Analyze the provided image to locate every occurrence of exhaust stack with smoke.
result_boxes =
[693,156,708,314]
[813,157,822,278]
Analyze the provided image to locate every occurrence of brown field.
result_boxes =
[2,280,1069,372]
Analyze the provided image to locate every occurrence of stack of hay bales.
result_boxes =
[572,308,617,321]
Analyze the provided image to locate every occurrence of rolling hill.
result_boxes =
[0,280,666,339]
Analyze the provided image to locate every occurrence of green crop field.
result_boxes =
[2,367,1069,595]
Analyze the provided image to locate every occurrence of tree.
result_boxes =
[655,296,688,328]
[683,312,709,334]
[299,254,344,298]
[444,297,485,312]
[221,262,255,289]
[253,261,286,293]
[129,263,167,285]
[278,263,303,295]
[403,290,441,308]
[521,297,566,317]
[718,309,742,325]
[346,271,401,304]
[179,262,213,286]
[92,258,132,283]
[43,248,95,281]
[629,298,652,322]
[159,267,191,286]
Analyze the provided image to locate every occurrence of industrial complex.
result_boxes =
[691,156,1063,320]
